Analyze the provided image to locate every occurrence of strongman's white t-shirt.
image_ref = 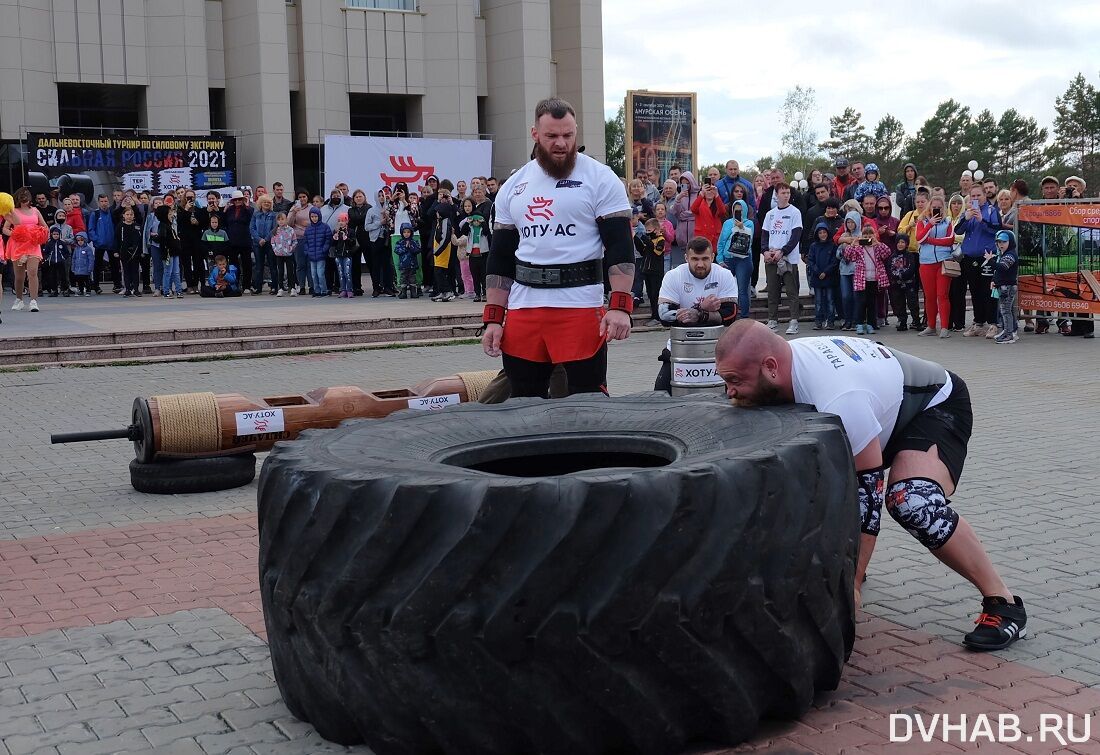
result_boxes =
[495,153,631,309]
[658,262,738,349]
[789,337,950,454]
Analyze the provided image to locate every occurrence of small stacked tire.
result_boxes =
[129,454,256,495]
[257,395,859,754]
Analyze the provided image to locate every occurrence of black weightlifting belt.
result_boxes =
[514,259,602,288]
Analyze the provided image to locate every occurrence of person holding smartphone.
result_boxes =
[952,185,1000,337]
[915,197,957,337]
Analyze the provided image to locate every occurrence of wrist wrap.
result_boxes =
[482,304,506,326]
[608,291,634,314]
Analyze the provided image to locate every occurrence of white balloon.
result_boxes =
[973,170,985,181]
[967,160,979,171]
[793,171,805,181]
[962,170,973,178]
[799,179,809,190]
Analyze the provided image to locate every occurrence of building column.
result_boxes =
[418,0,479,139]
[144,0,210,134]
[221,0,294,188]
[296,0,350,148]
[481,0,552,176]
[0,0,60,140]
[550,0,604,163]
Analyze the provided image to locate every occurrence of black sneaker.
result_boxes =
[963,596,1027,651]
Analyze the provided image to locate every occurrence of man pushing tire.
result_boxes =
[714,320,1027,652]
[481,97,635,398]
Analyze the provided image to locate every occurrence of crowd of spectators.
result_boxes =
[1,159,1094,340]
[626,160,1095,341]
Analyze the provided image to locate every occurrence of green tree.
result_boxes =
[905,99,972,187]
[754,155,775,174]
[778,86,820,163]
[605,104,625,177]
[993,108,1048,182]
[963,108,999,180]
[869,114,906,183]
[1051,72,1100,188]
[818,107,870,163]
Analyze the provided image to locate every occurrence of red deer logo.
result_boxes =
[525,196,554,221]
[379,156,436,186]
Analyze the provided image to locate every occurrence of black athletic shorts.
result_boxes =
[882,371,972,486]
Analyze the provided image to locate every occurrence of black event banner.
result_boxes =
[26,133,237,197]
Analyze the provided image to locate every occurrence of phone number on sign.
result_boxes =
[1018,296,1093,311]
[890,714,1094,746]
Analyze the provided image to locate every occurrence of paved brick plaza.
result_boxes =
[1,313,1098,754]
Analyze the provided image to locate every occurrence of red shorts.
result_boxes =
[500,307,607,363]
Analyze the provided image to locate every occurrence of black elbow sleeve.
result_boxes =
[597,216,634,268]
[718,301,738,323]
[486,227,520,278]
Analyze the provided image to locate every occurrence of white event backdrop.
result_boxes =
[324,135,493,195]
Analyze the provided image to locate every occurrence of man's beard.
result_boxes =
[731,380,784,408]
[535,141,578,180]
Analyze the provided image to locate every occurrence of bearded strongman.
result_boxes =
[481,98,635,397]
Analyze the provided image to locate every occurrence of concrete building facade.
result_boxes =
[0,0,605,191]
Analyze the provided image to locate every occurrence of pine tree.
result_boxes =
[993,109,1048,180]
[963,109,999,180]
[869,114,906,184]
[819,107,870,163]
[905,100,972,187]
[1051,72,1100,188]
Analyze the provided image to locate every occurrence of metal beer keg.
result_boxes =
[669,325,726,396]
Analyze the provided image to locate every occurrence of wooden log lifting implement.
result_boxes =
[51,370,499,463]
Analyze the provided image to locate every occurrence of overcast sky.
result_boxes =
[602,0,1100,168]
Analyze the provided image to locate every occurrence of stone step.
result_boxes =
[0,296,815,368]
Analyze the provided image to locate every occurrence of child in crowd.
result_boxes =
[330,213,358,298]
[116,206,143,297]
[70,232,96,296]
[460,213,487,302]
[200,214,229,262]
[843,222,891,335]
[65,194,86,235]
[270,212,296,296]
[806,219,839,330]
[302,207,332,297]
[430,181,457,302]
[634,218,667,325]
[143,198,163,295]
[42,225,71,297]
[455,198,477,299]
[53,209,74,247]
[157,204,183,298]
[395,223,421,299]
[202,254,241,298]
[834,211,861,330]
[887,235,921,331]
[990,230,1020,344]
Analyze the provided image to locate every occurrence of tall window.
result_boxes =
[345,0,417,10]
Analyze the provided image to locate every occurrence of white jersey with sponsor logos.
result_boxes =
[789,337,950,455]
[658,263,738,349]
[495,153,631,309]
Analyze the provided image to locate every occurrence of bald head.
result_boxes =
[715,320,785,364]
[714,320,794,407]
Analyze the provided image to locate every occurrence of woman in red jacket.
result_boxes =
[690,180,727,250]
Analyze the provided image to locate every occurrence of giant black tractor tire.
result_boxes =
[257,395,858,754]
